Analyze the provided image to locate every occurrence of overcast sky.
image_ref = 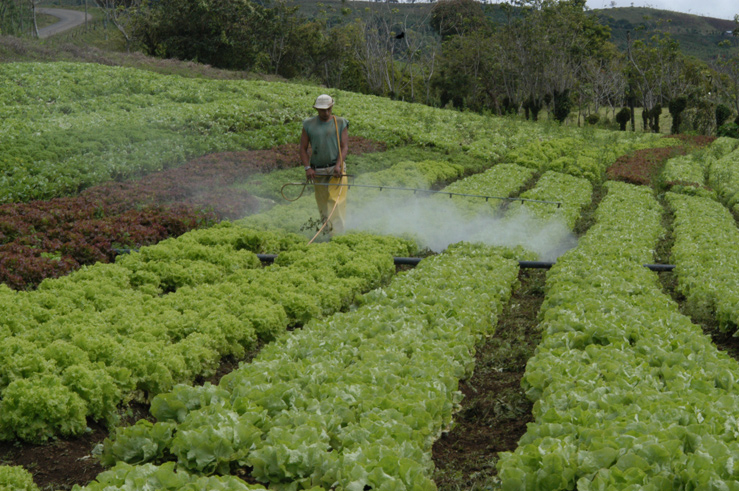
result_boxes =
[586,0,738,21]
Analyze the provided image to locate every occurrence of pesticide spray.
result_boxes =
[344,193,577,261]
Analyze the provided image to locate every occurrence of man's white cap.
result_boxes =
[313,94,334,109]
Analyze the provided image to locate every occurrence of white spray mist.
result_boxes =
[345,192,577,261]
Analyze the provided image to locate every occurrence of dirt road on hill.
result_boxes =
[37,8,92,38]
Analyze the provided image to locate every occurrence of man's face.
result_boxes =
[317,107,332,122]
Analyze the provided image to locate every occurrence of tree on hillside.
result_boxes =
[429,0,497,111]
[26,0,40,37]
[0,0,31,36]
[494,2,547,118]
[429,0,488,39]
[132,0,280,70]
[580,53,626,119]
[433,32,498,111]
[713,39,739,118]
[93,0,141,50]
[626,29,685,131]
[352,12,397,96]
[492,0,613,122]
[347,4,437,101]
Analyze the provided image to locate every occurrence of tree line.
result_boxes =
[5,0,739,136]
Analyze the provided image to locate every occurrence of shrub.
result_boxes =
[669,96,688,134]
[716,104,733,129]
[717,122,739,139]
[616,108,631,131]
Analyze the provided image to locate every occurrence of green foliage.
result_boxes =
[669,96,688,134]
[429,0,489,38]
[0,375,88,442]
[1,62,565,204]
[667,193,739,331]
[0,465,39,491]
[552,89,572,123]
[716,104,733,128]
[616,107,631,131]
[499,182,739,487]
[504,134,668,184]
[706,145,739,211]
[507,171,593,230]
[0,225,412,442]
[718,122,739,139]
[97,243,520,489]
[132,0,275,70]
[73,462,263,490]
[101,420,177,467]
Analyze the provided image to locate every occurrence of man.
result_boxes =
[299,94,349,235]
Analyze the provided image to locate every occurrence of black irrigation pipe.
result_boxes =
[256,254,675,272]
[113,250,675,272]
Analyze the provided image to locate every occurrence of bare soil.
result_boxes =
[432,269,546,490]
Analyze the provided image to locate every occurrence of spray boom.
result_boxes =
[281,181,562,208]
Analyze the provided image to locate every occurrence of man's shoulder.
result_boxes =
[302,116,318,126]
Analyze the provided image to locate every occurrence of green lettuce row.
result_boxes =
[499,181,739,489]
[505,170,593,230]
[0,465,39,491]
[667,192,739,332]
[504,134,673,184]
[707,144,739,214]
[707,137,739,159]
[1,62,554,203]
[74,462,268,491]
[662,137,739,200]
[0,226,414,442]
[661,154,708,186]
[97,242,521,491]
[432,163,536,219]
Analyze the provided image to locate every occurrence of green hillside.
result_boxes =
[594,6,738,62]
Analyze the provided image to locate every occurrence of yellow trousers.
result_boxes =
[314,174,347,235]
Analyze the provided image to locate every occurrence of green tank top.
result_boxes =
[303,116,349,168]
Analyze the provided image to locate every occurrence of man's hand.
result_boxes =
[305,167,316,182]
[333,162,343,177]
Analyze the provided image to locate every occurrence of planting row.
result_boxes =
[0,200,217,291]
[87,242,522,490]
[498,181,739,489]
[0,137,383,291]
[1,62,554,203]
[667,192,739,333]
[662,136,739,198]
[706,142,739,215]
[505,134,673,184]
[0,225,414,442]
[505,170,592,229]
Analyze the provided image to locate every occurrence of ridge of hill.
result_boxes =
[593,6,738,61]
[3,2,736,66]
[290,0,737,62]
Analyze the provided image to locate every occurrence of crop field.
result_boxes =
[2,62,739,490]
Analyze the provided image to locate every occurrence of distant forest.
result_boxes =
[3,0,738,135]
